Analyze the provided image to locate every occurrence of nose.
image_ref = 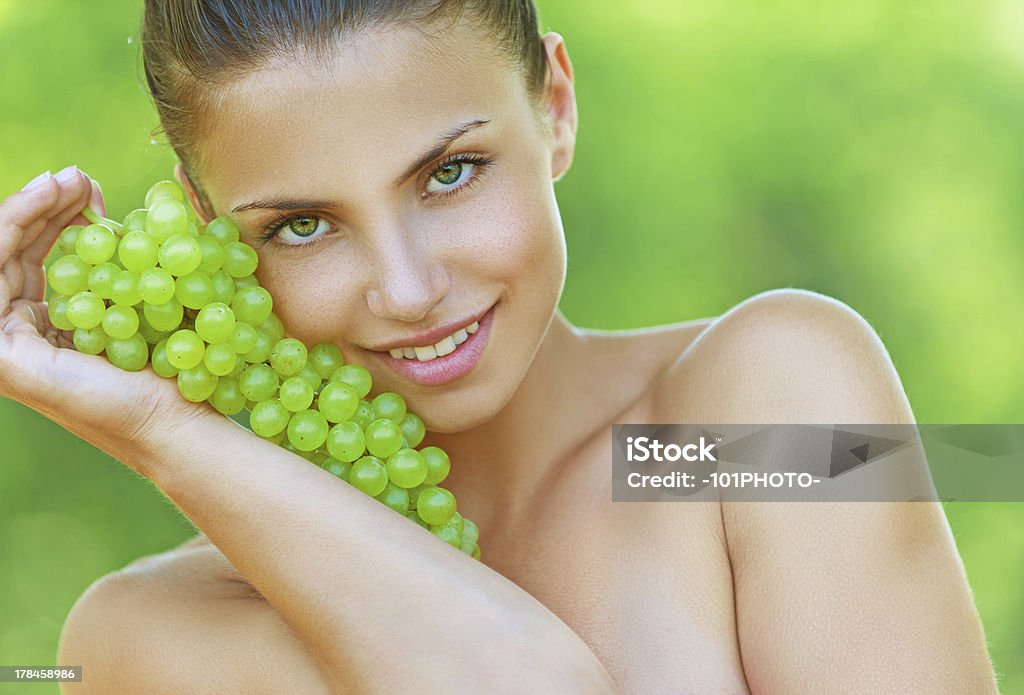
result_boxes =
[365,227,450,323]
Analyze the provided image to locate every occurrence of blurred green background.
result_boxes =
[1,0,1021,691]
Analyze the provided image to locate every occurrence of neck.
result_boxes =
[419,310,632,537]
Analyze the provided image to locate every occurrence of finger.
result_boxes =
[20,169,93,266]
[0,174,61,268]
[63,177,108,229]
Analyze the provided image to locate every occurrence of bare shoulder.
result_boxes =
[652,287,910,424]
[58,544,330,694]
[647,288,998,692]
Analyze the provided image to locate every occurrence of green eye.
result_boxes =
[432,163,463,186]
[288,217,319,237]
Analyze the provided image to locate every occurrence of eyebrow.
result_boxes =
[231,118,492,214]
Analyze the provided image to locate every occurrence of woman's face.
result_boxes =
[187,17,576,432]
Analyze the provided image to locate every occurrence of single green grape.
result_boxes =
[436,511,464,537]
[375,483,411,514]
[350,400,375,430]
[72,326,108,355]
[158,233,203,276]
[321,457,352,482]
[242,330,275,363]
[75,223,118,265]
[279,376,314,412]
[286,409,329,452]
[146,198,190,244]
[231,286,273,325]
[399,412,426,448]
[348,455,388,497]
[165,329,206,370]
[385,448,429,489]
[364,418,404,459]
[47,294,74,331]
[196,235,225,275]
[325,421,365,462]
[317,381,359,423]
[203,342,238,376]
[143,298,185,332]
[250,398,291,438]
[270,338,307,377]
[329,364,372,398]
[105,333,149,372]
[194,302,236,344]
[177,363,219,402]
[222,242,259,278]
[109,270,142,306]
[87,262,120,299]
[258,313,285,342]
[57,225,83,255]
[122,209,148,233]
[174,271,215,309]
[420,446,451,485]
[295,363,323,392]
[151,339,179,378]
[372,392,407,423]
[208,376,246,415]
[138,267,176,305]
[204,216,240,244]
[118,230,159,273]
[137,313,172,345]
[101,305,140,341]
[66,291,106,330]
[233,275,260,291]
[416,486,457,526]
[47,255,91,296]
[238,363,280,401]
[229,322,258,354]
[461,518,479,545]
[209,269,236,305]
[144,180,185,207]
[431,524,461,548]
[309,342,344,379]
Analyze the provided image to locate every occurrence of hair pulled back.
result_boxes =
[141,0,549,211]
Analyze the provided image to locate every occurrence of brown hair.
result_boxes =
[140,0,550,214]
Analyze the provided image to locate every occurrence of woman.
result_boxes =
[0,0,997,692]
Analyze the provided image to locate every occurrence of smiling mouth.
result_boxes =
[385,320,480,362]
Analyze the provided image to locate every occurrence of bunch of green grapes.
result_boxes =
[45,179,480,559]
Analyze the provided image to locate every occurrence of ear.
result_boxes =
[541,32,578,182]
[173,162,215,224]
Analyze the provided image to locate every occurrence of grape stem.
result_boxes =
[82,206,124,234]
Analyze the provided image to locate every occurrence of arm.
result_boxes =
[663,289,998,694]
[113,414,619,694]
[0,173,618,694]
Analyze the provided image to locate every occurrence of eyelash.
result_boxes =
[257,152,494,248]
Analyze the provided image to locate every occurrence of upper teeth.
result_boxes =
[389,321,479,361]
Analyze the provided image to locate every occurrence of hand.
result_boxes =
[0,166,216,473]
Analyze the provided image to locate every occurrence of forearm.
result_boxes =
[125,413,617,694]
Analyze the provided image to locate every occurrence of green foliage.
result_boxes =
[0,0,1020,690]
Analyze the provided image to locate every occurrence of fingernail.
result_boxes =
[54,164,80,183]
[88,180,106,216]
[21,171,52,191]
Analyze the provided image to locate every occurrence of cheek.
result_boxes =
[445,180,566,294]
[253,254,361,345]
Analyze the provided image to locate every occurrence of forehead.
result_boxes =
[195,18,527,206]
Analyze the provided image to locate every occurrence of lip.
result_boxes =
[368,305,493,352]
[370,303,496,387]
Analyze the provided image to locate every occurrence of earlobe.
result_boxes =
[173,162,214,223]
[542,33,578,181]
